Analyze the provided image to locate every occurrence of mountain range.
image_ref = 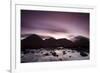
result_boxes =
[21,34,89,53]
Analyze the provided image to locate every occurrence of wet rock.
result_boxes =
[69,56,72,58]
[59,58,62,61]
[68,51,70,52]
[63,51,66,55]
[43,53,49,56]
[41,51,43,54]
[72,50,75,53]
[80,52,88,57]
[23,50,30,54]
[31,51,34,53]
[51,51,58,57]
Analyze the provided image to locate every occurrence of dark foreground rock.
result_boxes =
[80,52,88,57]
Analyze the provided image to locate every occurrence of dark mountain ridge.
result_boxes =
[21,34,89,53]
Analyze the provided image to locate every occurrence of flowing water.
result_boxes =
[21,48,89,63]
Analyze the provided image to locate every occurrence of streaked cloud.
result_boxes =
[21,10,89,39]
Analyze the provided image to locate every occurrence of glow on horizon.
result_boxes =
[21,10,89,40]
[21,29,89,40]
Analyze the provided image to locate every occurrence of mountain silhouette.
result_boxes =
[73,36,89,52]
[43,38,74,48]
[21,34,89,53]
[56,38,74,48]
[44,37,57,48]
[21,34,43,50]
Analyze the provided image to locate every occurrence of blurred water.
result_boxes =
[21,48,89,63]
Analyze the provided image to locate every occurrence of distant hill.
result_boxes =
[21,34,43,50]
[56,38,74,48]
[43,37,57,48]
[72,36,89,52]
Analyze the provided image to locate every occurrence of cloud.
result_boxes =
[21,10,89,39]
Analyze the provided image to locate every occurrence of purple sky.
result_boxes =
[21,10,89,40]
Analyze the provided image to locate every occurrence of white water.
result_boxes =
[21,48,89,63]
